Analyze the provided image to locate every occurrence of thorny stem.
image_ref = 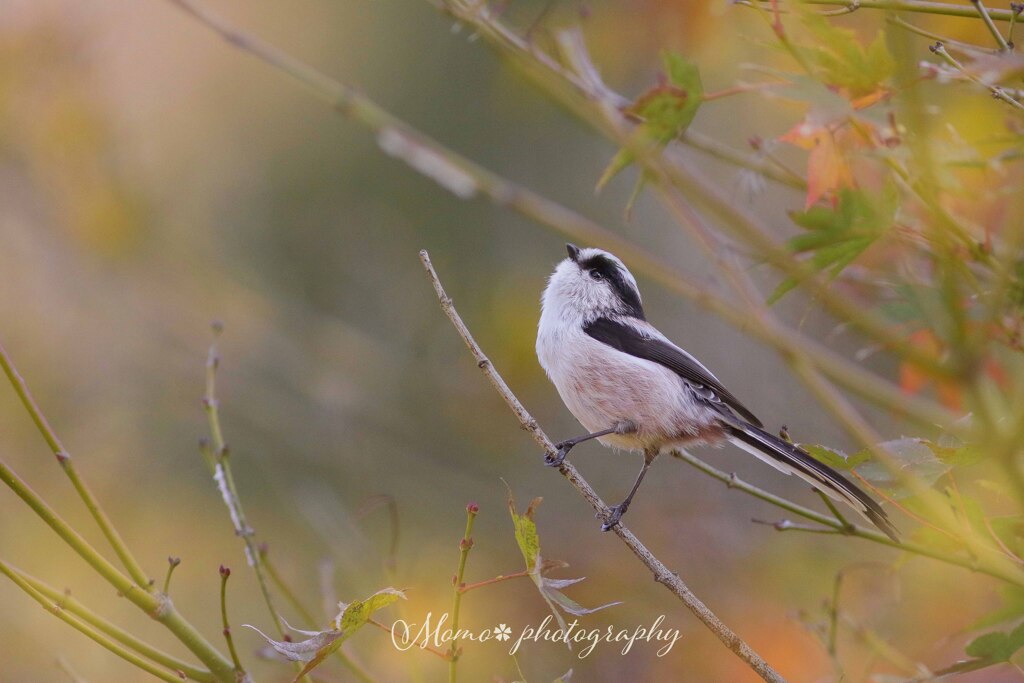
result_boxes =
[449,503,478,682]
[0,342,152,590]
[420,250,787,683]
[0,560,215,682]
[671,449,1024,587]
[162,0,954,434]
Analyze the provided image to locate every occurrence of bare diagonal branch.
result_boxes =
[419,249,787,683]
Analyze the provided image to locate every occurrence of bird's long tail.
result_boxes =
[725,422,900,542]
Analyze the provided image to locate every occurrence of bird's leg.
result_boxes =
[545,420,637,467]
[600,448,658,531]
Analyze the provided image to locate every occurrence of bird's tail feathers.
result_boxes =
[725,422,900,542]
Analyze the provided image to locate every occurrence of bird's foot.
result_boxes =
[599,503,628,531]
[545,441,574,467]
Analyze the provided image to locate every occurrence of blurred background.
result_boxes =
[0,0,1018,681]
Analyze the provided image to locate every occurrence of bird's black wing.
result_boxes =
[583,317,763,427]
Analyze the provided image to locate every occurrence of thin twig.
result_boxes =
[449,503,478,683]
[1010,4,1023,47]
[0,560,192,683]
[752,519,846,534]
[201,329,311,683]
[459,569,531,594]
[971,0,1011,51]
[739,0,1018,21]
[671,449,1024,587]
[456,10,957,401]
[218,566,245,676]
[815,489,855,532]
[930,42,1024,110]
[0,456,237,680]
[162,0,953,434]
[419,250,787,683]
[2,560,214,682]
[886,14,992,53]
[163,556,181,595]
[0,342,152,590]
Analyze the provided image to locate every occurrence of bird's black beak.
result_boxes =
[566,243,582,262]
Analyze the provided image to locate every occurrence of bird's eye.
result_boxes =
[588,269,603,281]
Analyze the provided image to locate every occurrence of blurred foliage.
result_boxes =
[1,0,1024,682]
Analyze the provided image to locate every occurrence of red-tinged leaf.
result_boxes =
[898,329,962,410]
[780,120,854,208]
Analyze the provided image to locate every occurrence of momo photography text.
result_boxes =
[390,612,682,659]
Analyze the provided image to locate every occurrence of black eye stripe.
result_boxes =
[578,254,645,320]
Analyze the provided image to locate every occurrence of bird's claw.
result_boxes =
[544,442,572,467]
[599,504,626,531]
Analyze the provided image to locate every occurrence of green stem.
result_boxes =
[744,0,1018,21]
[1,560,215,682]
[0,342,152,590]
[682,130,807,190]
[816,489,854,531]
[671,450,1024,587]
[449,503,478,682]
[1010,5,1022,47]
[886,14,990,52]
[219,566,245,676]
[971,0,1011,50]
[0,457,236,681]
[202,331,311,683]
[163,556,181,595]
[0,559,200,683]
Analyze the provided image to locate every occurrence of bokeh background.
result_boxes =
[0,1,1018,681]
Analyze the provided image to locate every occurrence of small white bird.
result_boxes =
[536,243,898,539]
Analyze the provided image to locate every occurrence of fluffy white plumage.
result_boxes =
[535,244,899,539]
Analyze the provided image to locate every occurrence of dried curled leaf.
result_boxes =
[246,587,406,681]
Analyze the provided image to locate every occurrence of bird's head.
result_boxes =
[543,244,645,322]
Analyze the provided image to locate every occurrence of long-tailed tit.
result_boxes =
[536,243,898,540]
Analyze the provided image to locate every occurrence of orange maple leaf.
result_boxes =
[780,119,855,208]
